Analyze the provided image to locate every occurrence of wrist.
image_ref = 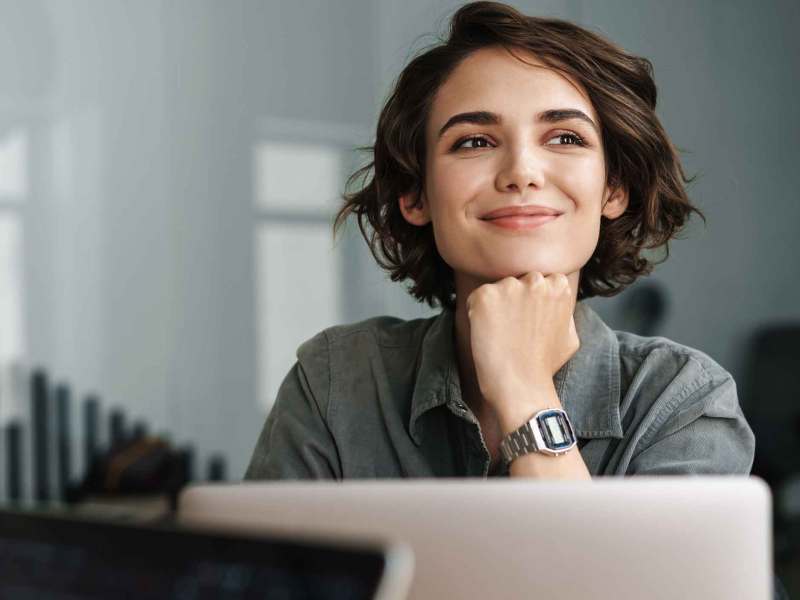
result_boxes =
[489,378,561,436]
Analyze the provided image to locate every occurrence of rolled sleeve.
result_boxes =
[628,363,756,476]
[244,332,342,480]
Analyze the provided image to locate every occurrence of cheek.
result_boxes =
[429,209,464,267]
[425,166,475,243]
[568,199,603,254]
[560,164,606,208]
[583,218,602,252]
[430,161,485,203]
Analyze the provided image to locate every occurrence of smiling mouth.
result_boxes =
[481,214,560,230]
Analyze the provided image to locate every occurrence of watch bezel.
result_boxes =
[531,408,577,455]
[500,407,578,464]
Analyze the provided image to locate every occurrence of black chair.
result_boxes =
[742,324,800,488]
[740,323,800,600]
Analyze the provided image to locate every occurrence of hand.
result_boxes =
[465,272,579,411]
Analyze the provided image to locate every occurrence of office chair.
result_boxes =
[740,323,800,566]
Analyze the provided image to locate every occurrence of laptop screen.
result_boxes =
[0,509,389,599]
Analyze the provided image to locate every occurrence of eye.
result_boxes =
[546,132,587,147]
[451,135,493,151]
[451,131,588,152]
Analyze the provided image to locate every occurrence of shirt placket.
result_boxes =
[448,400,491,477]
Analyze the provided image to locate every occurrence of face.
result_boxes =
[399,45,628,296]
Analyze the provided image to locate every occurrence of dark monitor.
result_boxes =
[0,509,410,599]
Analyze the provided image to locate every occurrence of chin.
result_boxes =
[489,262,563,279]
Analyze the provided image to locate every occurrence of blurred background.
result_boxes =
[0,0,797,592]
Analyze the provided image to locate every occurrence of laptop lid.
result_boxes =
[0,507,413,599]
[179,476,773,600]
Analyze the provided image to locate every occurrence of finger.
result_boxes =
[557,273,572,295]
[546,272,569,287]
[521,271,545,286]
[541,272,568,297]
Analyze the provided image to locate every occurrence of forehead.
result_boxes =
[428,46,596,137]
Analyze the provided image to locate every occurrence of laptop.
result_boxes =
[179,476,773,600]
[0,507,413,599]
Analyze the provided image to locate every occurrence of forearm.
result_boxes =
[493,380,593,481]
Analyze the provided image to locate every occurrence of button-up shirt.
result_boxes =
[244,301,755,480]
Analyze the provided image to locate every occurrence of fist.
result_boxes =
[465,272,580,406]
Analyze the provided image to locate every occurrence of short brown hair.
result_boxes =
[333,0,704,311]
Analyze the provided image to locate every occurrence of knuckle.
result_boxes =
[529,272,545,288]
[545,273,569,295]
[472,285,492,304]
[467,289,481,308]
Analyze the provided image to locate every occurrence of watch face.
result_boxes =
[536,410,576,451]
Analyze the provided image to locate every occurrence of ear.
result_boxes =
[601,182,629,220]
[398,189,432,226]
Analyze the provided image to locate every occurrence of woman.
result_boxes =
[244,1,754,482]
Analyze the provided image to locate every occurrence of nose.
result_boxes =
[495,143,546,193]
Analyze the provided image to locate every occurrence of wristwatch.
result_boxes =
[499,408,577,463]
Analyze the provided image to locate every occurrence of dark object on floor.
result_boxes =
[32,369,51,503]
[4,421,22,503]
[65,435,192,512]
[740,322,800,596]
[55,384,72,502]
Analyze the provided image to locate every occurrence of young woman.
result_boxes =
[244,1,755,481]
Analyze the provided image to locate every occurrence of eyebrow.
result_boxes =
[436,108,599,140]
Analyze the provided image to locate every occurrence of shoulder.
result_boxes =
[291,313,439,424]
[292,314,438,401]
[296,313,437,359]
[609,331,755,475]
[613,329,742,426]
[615,329,731,384]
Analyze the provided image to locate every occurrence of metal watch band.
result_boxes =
[499,408,577,463]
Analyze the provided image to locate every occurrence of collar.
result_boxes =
[408,300,623,445]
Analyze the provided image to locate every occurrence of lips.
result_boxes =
[480,205,563,220]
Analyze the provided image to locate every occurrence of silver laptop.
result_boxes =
[178,476,773,600]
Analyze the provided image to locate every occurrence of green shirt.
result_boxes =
[244,301,755,480]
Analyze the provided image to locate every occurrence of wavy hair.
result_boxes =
[333,0,705,311]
